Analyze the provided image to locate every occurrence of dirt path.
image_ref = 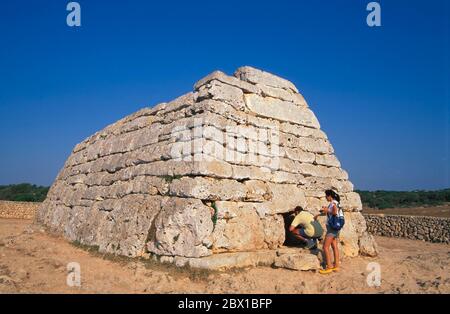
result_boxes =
[1,219,449,294]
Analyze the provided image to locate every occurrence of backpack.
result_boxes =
[328,204,345,231]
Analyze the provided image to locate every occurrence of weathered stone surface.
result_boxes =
[244,94,320,128]
[194,70,260,94]
[235,66,299,93]
[315,154,341,168]
[338,212,378,257]
[303,177,354,194]
[274,251,321,271]
[173,250,278,270]
[147,197,213,258]
[365,214,450,244]
[339,214,359,257]
[37,66,374,265]
[196,80,245,111]
[0,201,40,220]
[284,147,315,163]
[244,180,272,202]
[340,192,363,212]
[339,212,361,257]
[305,197,324,215]
[253,183,307,217]
[169,177,246,201]
[262,215,286,249]
[359,232,379,257]
[211,202,267,251]
[256,83,307,106]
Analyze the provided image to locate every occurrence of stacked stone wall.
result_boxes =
[365,214,450,244]
[0,201,40,220]
[37,67,376,260]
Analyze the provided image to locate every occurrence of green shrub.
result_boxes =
[0,183,49,202]
[356,189,450,209]
[211,201,218,228]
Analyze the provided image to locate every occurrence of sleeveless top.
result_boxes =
[326,200,343,225]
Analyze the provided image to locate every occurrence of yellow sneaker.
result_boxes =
[331,266,339,272]
[319,268,333,275]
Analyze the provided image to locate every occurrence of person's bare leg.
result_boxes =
[322,236,333,269]
[331,237,340,268]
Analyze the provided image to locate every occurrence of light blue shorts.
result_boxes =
[326,224,340,239]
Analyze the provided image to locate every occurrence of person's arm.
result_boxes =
[289,225,296,232]
[314,206,327,220]
[331,203,338,216]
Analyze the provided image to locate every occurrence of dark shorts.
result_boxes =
[297,228,321,239]
[298,228,308,238]
[326,224,340,239]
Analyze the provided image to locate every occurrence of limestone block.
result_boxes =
[280,134,334,154]
[338,212,361,257]
[147,197,213,258]
[349,211,368,235]
[212,202,266,252]
[273,251,320,271]
[284,147,316,163]
[196,80,245,111]
[315,154,341,168]
[192,159,233,178]
[305,197,324,215]
[270,171,305,185]
[234,66,299,93]
[182,250,278,270]
[280,122,327,139]
[257,83,307,106]
[244,180,272,202]
[359,232,379,257]
[303,177,353,194]
[340,192,363,212]
[161,92,194,114]
[254,183,307,216]
[194,70,260,94]
[231,165,272,181]
[262,214,285,249]
[298,164,348,180]
[169,177,246,201]
[244,94,320,128]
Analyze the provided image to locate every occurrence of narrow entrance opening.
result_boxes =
[282,210,305,247]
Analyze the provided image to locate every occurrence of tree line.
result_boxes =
[0,184,49,202]
[0,184,449,209]
[356,189,450,209]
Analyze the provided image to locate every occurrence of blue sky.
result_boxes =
[0,0,448,191]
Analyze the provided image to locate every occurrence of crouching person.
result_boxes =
[289,206,324,249]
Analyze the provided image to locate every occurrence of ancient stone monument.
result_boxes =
[37,66,377,270]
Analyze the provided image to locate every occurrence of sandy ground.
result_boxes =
[364,204,450,218]
[0,218,449,294]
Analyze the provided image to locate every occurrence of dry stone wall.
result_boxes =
[0,201,40,220]
[37,66,377,262]
[365,214,450,244]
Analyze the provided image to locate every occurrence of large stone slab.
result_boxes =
[194,70,260,94]
[273,251,321,271]
[168,177,247,201]
[244,94,320,128]
[172,250,278,270]
[211,202,268,251]
[147,197,214,258]
[235,66,299,93]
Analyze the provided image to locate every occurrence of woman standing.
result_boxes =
[315,190,344,274]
